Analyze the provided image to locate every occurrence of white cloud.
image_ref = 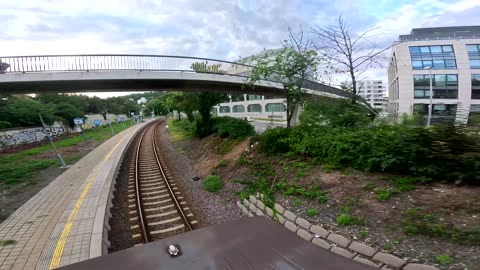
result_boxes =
[1,0,479,97]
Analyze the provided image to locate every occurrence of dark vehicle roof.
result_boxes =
[60,216,375,270]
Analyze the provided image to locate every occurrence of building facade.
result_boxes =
[388,26,480,125]
[215,94,287,120]
[357,80,387,111]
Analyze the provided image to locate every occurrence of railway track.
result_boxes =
[128,120,196,244]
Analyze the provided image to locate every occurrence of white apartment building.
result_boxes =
[388,26,480,125]
[357,80,387,111]
[215,94,287,120]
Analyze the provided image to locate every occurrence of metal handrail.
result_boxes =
[0,54,373,110]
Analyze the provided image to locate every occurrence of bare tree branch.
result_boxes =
[313,16,391,108]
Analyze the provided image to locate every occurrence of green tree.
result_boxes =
[53,102,85,128]
[145,98,168,116]
[246,27,320,128]
[0,96,54,128]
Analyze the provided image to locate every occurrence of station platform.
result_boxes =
[0,122,146,269]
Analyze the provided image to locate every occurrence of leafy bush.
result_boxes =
[300,97,374,128]
[203,175,223,192]
[192,118,213,138]
[260,127,294,154]
[213,117,254,139]
[259,123,480,184]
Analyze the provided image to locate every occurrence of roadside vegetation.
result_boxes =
[0,122,132,186]
[224,96,480,269]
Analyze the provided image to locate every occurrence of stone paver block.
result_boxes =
[248,212,254,217]
[373,252,406,268]
[256,200,265,210]
[274,203,285,214]
[380,266,395,270]
[331,246,354,259]
[312,237,332,250]
[295,217,311,230]
[241,206,249,216]
[349,241,377,257]
[265,207,274,217]
[242,198,249,207]
[283,210,296,222]
[310,225,329,238]
[296,229,313,242]
[353,255,382,269]
[327,233,351,248]
[236,201,242,209]
[249,195,257,204]
[248,203,257,213]
[275,214,286,225]
[255,209,264,216]
[284,220,298,233]
[403,263,440,270]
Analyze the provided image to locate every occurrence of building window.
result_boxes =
[472,74,480,99]
[413,74,458,99]
[264,96,279,100]
[247,104,262,112]
[467,45,480,69]
[265,103,286,112]
[413,103,457,125]
[219,106,230,113]
[247,95,262,101]
[232,105,245,113]
[409,45,456,70]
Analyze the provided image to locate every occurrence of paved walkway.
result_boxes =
[0,122,146,269]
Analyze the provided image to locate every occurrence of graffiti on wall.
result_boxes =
[0,125,67,148]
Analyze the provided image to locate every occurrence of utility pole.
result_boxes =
[39,113,68,168]
[424,66,433,127]
[106,111,115,136]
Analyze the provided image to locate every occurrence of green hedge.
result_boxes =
[260,125,480,184]
[213,117,255,139]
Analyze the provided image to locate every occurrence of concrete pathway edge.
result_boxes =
[237,195,441,270]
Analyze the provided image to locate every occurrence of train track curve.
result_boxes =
[128,120,196,244]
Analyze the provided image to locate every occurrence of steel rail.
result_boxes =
[152,122,193,231]
[134,122,155,243]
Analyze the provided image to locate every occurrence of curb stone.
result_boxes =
[235,195,439,270]
[297,229,313,242]
[373,252,406,268]
[283,210,296,222]
[327,233,351,248]
[331,246,354,259]
[312,237,332,250]
[353,255,382,269]
[284,220,298,233]
[349,241,377,257]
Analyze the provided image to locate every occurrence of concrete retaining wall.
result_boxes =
[0,121,67,148]
[237,195,440,270]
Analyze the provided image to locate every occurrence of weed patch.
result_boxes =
[203,175,223,192]
[306,208,318,217]
[436,254,453,265]
[402,208,480,245]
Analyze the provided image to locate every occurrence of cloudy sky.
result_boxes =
[1,0,479,97]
